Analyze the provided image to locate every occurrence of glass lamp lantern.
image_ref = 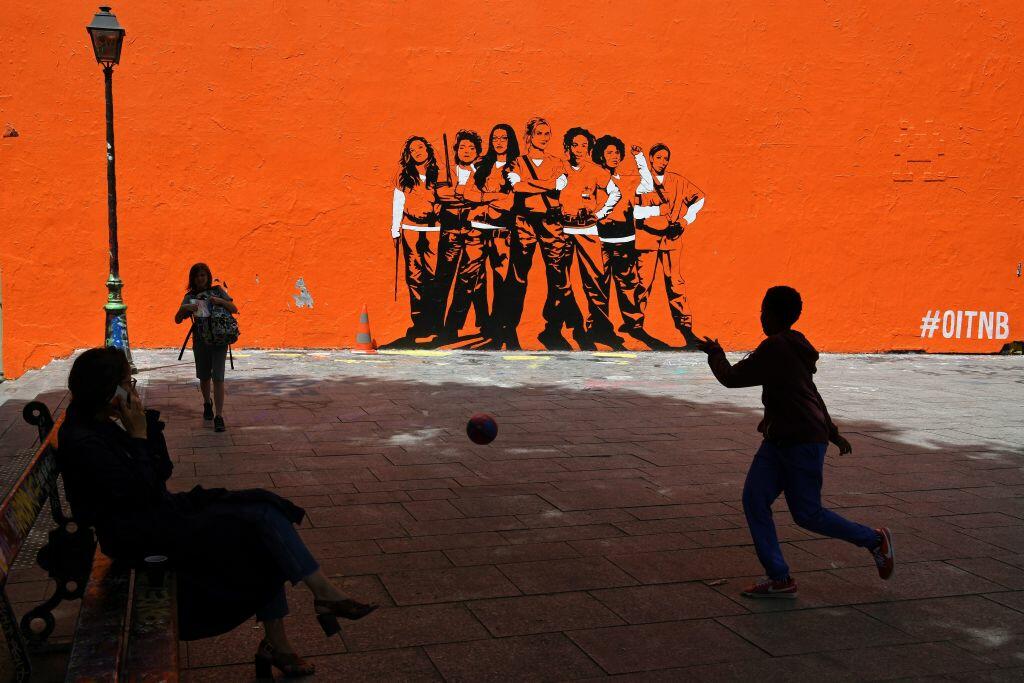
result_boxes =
[86,6,125,66]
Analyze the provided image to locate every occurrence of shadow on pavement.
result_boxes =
[3,371,1022,680]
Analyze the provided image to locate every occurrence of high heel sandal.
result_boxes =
[254,639,315,680]
[313,598,379,636]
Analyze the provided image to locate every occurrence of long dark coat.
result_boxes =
[57,408,305,640]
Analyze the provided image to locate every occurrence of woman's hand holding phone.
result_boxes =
[114,385,148,439]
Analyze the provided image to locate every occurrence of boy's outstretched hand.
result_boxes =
[696,336,723,355]
[830,433,853,455]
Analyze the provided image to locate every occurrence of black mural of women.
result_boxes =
[390,125,705,352]
[389,136,442,344]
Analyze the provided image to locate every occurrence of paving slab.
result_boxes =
[380,565,521,605]
[589,581,749,623]
[684,641,993,682]
[467,592,624,637]
[443,540,580,566]
[985,590,1024,613]
[856,595,1024,646]
[339,603,488,652]
[949,557,1024,589]
[718,606,914,656]
[425,632,604,681]
[497,556,639,594]
[568,619,766,673]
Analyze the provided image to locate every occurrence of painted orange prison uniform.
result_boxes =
[634,172,706,334]
[443,161,514,338]
[509,152,583,336]
[434,164,485,338]
[392,176,441,336]
[595,170,645,332]
[561,161,617,336]
[456,161,516,340]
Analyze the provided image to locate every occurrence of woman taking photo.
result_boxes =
[174,263,234,431]
[57,347,377,679]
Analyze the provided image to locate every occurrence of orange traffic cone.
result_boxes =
[353,304,377,354]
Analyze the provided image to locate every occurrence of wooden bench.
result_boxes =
[0,400,179,682]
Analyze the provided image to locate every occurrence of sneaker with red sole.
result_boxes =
[741,576,798,599]
[871,527,895,580]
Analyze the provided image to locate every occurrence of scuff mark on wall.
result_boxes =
[293,278,314,309]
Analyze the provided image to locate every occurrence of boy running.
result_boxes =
[697,286,894,598]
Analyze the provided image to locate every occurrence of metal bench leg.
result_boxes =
[20,485,96,646]
[0,590,32,683]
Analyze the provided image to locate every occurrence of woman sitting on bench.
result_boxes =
[57,347,377,679]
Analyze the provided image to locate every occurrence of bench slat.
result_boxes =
[65,550,130,682]
[123,567,179,682]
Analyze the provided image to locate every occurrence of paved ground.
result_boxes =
[1,349,1023,681]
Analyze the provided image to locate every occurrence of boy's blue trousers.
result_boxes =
[743,440,880,580]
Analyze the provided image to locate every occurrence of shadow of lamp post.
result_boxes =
[86,6,135,372]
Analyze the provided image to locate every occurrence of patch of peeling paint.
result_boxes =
[293,278,314,308]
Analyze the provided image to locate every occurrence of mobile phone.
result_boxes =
[113,385,131,408]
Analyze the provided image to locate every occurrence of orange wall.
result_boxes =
[2,1,1022,378]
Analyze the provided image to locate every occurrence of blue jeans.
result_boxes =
[229,504,319,621]
[742,440,880,581]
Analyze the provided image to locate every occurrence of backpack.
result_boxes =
[198,288,240,346]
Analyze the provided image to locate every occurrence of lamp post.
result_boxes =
[86,6,135,371]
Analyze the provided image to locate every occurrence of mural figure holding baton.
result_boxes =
[390,136,442,344]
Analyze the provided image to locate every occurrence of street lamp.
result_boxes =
[86,6,135,371]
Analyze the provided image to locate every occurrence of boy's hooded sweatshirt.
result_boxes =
[707,330,839,443]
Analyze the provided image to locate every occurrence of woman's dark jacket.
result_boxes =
[56,407,305,640]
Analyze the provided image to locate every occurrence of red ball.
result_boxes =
[467,414,498,445]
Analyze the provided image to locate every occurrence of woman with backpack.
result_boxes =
[174,262,238,432]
